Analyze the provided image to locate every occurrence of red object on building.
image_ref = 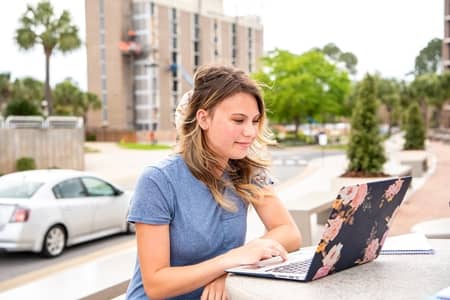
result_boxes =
[119,30,142,57]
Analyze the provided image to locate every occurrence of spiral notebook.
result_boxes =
[380,232,434,255]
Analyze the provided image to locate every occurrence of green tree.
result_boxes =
[0,73,12,111]
[4,98,40,117]
[376,76,401,136]
[409,74,439,129]
[404,102,425,150]
[15,1,81,115]
[254,49,350,134]
[11,77,44,108]
[414,38,442,75]
[320,43,358,75]
[427,72,450,128]
[53,79,101,122]
[346,74,386,176]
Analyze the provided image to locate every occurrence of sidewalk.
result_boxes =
[389,140,450,235]
[1,137,449,299]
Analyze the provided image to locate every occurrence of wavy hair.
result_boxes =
[176,65,275,211]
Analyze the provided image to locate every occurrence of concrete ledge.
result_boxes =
[396,150,428,177]
[411,218,450,239]
[286,191,337,246]
[384,160,412,177]
[79,280,129,300]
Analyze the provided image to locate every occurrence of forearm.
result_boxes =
[261,223,302,252]
[143,253,234,299]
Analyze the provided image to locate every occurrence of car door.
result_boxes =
[80,177,124,232]
[53,178,95,238]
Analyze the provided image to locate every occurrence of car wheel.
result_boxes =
[41,225,66,258]
[126,222,136,234]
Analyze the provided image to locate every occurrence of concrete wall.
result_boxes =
[0,128,84,174]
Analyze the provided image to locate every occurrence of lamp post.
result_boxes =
[41,99,49,118]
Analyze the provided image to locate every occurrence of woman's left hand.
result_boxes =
[200,273,228,300]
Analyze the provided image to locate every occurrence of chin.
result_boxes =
[230,151,249,160]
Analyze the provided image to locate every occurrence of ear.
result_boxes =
[196,109,210,130]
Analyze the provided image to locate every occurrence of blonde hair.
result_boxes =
[176,65,275,211]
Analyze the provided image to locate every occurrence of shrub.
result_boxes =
[346,74,386,176]
[4,98,40,117]
[403,102,425,150]
[16,157,36,171]
[86,132,97,141]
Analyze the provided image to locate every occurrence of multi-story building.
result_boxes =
[442,0,450,128]
[85,0,264,141]
[444,0,450,71]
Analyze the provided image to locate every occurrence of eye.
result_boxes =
[252,118,261,125]
[233,119,244,124]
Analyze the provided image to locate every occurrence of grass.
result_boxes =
[314,143,348,151]
[84,146,100,153]
[118,142,172,150]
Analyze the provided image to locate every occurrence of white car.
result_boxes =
[0,169,134,257]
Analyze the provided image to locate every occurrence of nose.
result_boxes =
[243,121,257,137]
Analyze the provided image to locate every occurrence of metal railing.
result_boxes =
[2,116,83,129]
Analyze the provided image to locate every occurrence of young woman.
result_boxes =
[126,65,302,300]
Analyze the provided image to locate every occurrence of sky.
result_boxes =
[0,0,444,91]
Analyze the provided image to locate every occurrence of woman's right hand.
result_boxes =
[223,238,288,267]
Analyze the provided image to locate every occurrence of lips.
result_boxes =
[235,142,252,146]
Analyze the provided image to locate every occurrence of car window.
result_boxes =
[0,179,43,198]
[81,177,115,196]
[53,178,87,199]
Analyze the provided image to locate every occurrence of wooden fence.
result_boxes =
[0,128,84,174]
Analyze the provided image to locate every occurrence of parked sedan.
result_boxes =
[0,169,134,257]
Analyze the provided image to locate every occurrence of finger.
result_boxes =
[222,290,228,300]
[214,288,222,300]
[261,248,275,259]
[268,242,288,260]
[276,245,288,260]
[201,286,209,300]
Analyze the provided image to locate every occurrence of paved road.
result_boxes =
[0,143,343,282]
[269,147,342,182]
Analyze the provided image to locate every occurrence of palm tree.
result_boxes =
[53,79,101,124]
[0,73,12,112]
[15,1,81,115]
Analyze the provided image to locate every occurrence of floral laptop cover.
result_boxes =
[226,176,412,282]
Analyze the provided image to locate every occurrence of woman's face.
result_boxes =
[198,92,261,166]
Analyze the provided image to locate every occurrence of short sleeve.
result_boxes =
[128,166,175,225]
[251,168,278,188]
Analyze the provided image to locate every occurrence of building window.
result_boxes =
[194,41,199,52]
[150,2,155,16]
[194,55,200,67]
[170,6,180,120]
[172,37,177,49]
[193,13,201,71]
[212,19,220,61]
[231,23,237,66]
[99,0,107,124]
[172,79,178,92]
[248,28,253,72]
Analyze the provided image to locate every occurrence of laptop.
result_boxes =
[226,176,412,282]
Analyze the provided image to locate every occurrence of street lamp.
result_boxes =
[41,100,49,117]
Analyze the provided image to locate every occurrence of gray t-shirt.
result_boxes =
[126,154,248,300]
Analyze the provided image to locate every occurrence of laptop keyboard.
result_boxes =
[266,259,312,274]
